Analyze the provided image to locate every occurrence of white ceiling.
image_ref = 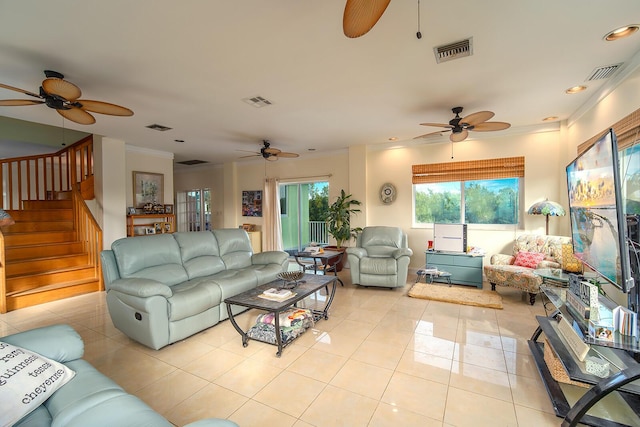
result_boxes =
[1,1,640,166]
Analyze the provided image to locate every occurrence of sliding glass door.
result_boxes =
[279,181,328,254]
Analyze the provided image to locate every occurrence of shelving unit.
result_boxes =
[529,285,640,426]
[126,214,175,237]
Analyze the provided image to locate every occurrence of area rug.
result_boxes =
[407,282,503,309]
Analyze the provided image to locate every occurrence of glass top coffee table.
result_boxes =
[224,273,337,356]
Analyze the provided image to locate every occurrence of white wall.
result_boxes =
[95,137,126,249]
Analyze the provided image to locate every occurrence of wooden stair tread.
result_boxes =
[6,263,94,279]
[6,278,100,297]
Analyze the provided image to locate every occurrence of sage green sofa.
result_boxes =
[100,229,289,350]
[2,324,238,427]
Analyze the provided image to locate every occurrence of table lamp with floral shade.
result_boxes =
[527,199,565,235]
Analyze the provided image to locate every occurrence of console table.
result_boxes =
[425,251,483,288]
[529,285,640,426]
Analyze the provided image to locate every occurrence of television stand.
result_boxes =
[529,285,640,426]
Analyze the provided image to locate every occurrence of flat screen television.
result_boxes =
[566,128,635,293]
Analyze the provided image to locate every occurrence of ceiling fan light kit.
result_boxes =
[238,140,300,161]
[0,70,133,125]
[417,106,510,143]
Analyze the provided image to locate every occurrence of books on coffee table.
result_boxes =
[259,288,296,301]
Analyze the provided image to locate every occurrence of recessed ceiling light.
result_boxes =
[565,85,587,94]
[388,137,398,141]
[604,25,639,41]
[542,116,559,122]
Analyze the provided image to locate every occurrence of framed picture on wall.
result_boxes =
[133,171,164,208]
[164,204,174,214]
[242,190,262,217]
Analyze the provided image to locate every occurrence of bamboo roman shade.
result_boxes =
[412,156,524,184]
[578,106,640,154]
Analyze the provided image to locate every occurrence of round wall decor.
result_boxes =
[380,182,397,204]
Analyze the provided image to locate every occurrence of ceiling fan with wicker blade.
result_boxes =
[415,106,510,142]
[0,70,133,125]
[238,140,299,162]
[343,0,391,38]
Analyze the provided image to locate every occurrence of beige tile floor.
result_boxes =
[0,272,578,426]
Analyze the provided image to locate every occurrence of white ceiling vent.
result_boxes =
[146,124,173,131]
[433,38,473,64]
[585,63,622,81]
[242,96,273,108]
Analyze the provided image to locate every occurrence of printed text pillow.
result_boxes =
[0,341,76,426]
[513,251,545,269]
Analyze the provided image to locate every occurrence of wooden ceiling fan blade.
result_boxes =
[343,0,391,38]
[0,99,44,106]
[420,122,453,128]
[414,130,448,139]
[78,100,134,116]
[472,121,511,131]
[0,83,42,99]
[266,156,278,162]
[42,78,81,101]
[57,107,96,125]
[263,147,281,155]
[450,130,468,142]
[276,152,299,158]
[238,154,260,159]
[461,111,494,126]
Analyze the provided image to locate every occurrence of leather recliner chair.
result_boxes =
[346,226,413,288]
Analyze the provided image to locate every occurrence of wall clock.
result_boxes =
[380,182,397,204]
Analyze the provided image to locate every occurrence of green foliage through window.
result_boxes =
[414,178,519,225]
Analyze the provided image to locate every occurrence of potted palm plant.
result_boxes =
[325,190,362,271]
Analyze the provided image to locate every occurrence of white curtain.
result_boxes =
[263,178,283,251]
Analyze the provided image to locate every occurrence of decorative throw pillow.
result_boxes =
[562,243,583,273]
[0,341,76,426]
[513,251,545,269]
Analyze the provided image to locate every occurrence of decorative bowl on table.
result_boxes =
[277,271,305,289]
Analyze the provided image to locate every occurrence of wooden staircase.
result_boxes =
[0,135,103,313]
[1,199,102,311]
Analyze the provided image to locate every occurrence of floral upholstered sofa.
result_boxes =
[484,234,571,305]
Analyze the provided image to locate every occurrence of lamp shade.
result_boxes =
[527,199,565,234]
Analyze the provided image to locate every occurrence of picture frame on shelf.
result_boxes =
[145,227,156,235]
[133,171,164,208]
[154,222,164,234]
[164,204,174,214]
[127,206,136,215]
[164,222,172,233]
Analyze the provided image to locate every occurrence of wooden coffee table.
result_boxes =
[224,273,337,356]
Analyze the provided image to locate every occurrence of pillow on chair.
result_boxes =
[562,243,583,273]
[513,251,545,269]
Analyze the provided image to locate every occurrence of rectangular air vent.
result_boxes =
[177,160,208,166]
[242,96,273,108]
[434,37,473,64]
[585,63,622,81]
[146,124,173,131]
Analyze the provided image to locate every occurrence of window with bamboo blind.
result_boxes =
[412,156,524,226]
